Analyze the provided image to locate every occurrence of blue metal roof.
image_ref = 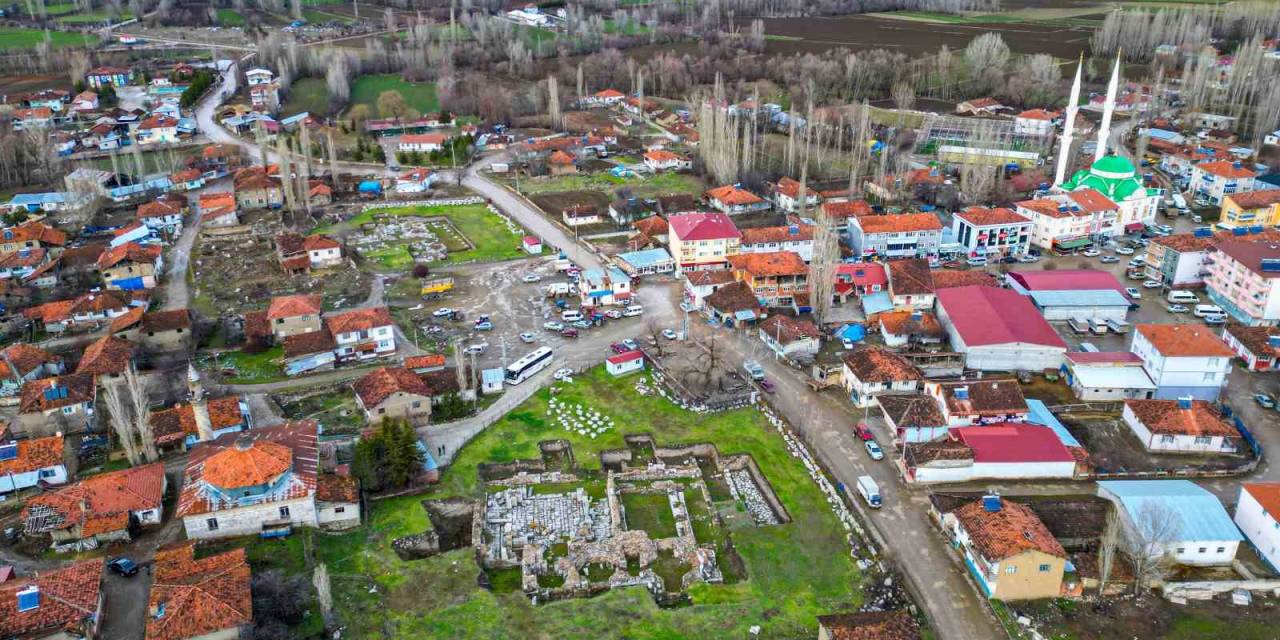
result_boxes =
[1025,399,1081,448]
[1029,289,1130,308]
[481,368,504,384]
[9,192,66,207]
[860,291,894,316]
[1098,480,1243,542]
[616,248,672,269]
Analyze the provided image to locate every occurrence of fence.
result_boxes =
[364,197,485,209]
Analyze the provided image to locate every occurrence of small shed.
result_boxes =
[606,350,644,377]
[481,368,505,394]
[522,236,543,254]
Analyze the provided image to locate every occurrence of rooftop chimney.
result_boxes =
[1177,396,1193,410]
[16,585,39,612]
[982,494,1002,512]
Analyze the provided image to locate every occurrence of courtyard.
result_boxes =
[327,203,528,270]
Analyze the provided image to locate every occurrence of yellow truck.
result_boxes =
[421,277,455,299]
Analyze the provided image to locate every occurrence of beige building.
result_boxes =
[353,366,433,426]
[944,496,1068,600]
[265,294,323,341]
[111,308,193,352]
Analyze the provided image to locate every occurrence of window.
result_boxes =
[412,401,421,409]
[1217,547,1226,553]
[1176,547,1185,554]
[279,506,291,519]
[378,408,386,414]
[1039,564,1051,572]
[62,406,75,415]
[39,468,57,478]
[1161,435,1176,444]
[1194,436,1213,445]
[206,518,219,531]
[1198,547,1207,554]
[1005,566,1017,574]
[1203,372,1217,383]
[334,507,345,513]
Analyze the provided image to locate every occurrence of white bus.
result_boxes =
[505,347,554,384]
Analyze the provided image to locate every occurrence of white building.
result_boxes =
[1130,324,1233,401]
[841,347,922,408]
[324,306,397,363]
[849,213,944,259]
[1063,352,1156,401]
[1189,160,1257,206]
[738,224,814,262]
[1014,109,1056,137]
[0,435,68,496]
[1234,483,1280,572]
[759,315,820,359]
[1097,480,1242,567]
[935,286,1068,372]
[1122,398,1239,455]
[606,350,644,376]
[1016,189,1121,251]
[951,207,1033,260]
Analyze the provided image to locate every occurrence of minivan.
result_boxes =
[1167,291,1200,304]
[623,304,644,317]
[561,309,583,322]
[1193,304,1224,318]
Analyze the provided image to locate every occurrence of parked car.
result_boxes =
[1126,287,1142,298]
[604,309,623,319]
[1083,248,1101,257]
[107,558,140,577]
[474,320,493,331]
[854,422,874,441]
[965,257,988,267]
[1100,255,1120,264]
[432,307,455,317]
[521,273,542,283]
[610,342,629,354]
[1203,314,1227,325]
[559,327,579,338]
[621,338,638,350]
[942,260,962,269]
[758,379,776,393]
[1142,280,1161,289]
[864,440,884,461]
[464,343,487,355]
[1018,254,1039,263]
[1116,246,1135,255]
[543,321,564,331]
[1192,215,1203,223]
[1166,304,1189,313]
[519,332,536,343]
[1255,393,1276,409]
[1126,270,1145,280]
[661,328,678,340]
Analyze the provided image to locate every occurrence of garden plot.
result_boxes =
[190,233,371,315]
[275,387,365,435]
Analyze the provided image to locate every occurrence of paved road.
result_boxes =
[462,154,603,271]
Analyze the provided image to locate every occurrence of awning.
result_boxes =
[1055,237,1092,250]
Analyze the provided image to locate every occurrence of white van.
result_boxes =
[856,475,881,509]
[1167,291,1200,304]
[561,309,583,322]
[1172,193,1189,214]
[623,304,644,317]
[1193,304,1224,318]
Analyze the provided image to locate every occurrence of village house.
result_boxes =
[758,315,820,359]
[821,199,873,234]
[1130,324,1233,400]
[17,374,97,438]
[956,97,1004,116]
[886,259,935,311]
[817,611,921,640]
[1189,160,1257,206]
[841,346,922,407]
[667,212,741,272]
[110,308,192,352]
[0,435,69,497]
[276,232,343,274]
[848,213,944,259]
[87,65,133,88]
[178,420,359,539]
[614,248,674,277]
[0,221,67,255]
[12,107,53,131]
[1017,189,1122,252]
[75,334,137,382]
[23,291,136,333]
[705,185,771,216]
[146,542,253,640]
[547,150,578,175]
[22,463,166,551]
[1013,109,1057,136]
[584,88,626,107]
[833,262,887,302]
[1122,397,1239,455]
[951,207,1033,260]
[738,224,814,262]
[0,343,64,397]
[1221,323,1280,371]
[395,168,436,194]
[878,394,948,444]
[283,330,338,376]
[232,166,283,210]
[136,199,184,237]
[877,310,946,348]
[1217,189,1280,229]
[150,394,252,452]
[199,192,240,227]
[170,167,206,192]
[325,306,397,362]
[353,366,433,425]
[0,247,49,282]
[1097,480,1242,567]
[399,133,448,154]
[0,558,105,640]
[770,177,821,213]
[1203,240,1280,326]
[266,294,323,341]
[577,267,633,307]
[681,269,736,310]
[1062,351,1156,401]
[606,350,645,377]
[134,115,180,146]
[1233,483,1280,573]
[924,379,1029,428]
[935,286,1067,372]
[702,281,764,327]
[561,204,600,227]
[642,150,690,172]
[97,242,163,291]
[943,496,1068,600]
[727,251,808,308]
[71,90,99,113]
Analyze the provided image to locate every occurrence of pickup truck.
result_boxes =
[743,360,765,381]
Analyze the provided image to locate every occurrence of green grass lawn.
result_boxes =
[215,347,286,384]
[303,8,354,24]
[339,204,525,268]
[348,75,439,118]
[312,366,863,638]
[216,8,246,25]
[620,492,677,539]
[55,8,131,23]
[603,19,651,35]
[282,77,332,118]
[515,171,705,198]
[0,27,95,50]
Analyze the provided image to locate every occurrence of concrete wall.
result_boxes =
[990,549,1067,601]
[366,391,432,426]
[182,496,318,540]
[1234,487,1280,572]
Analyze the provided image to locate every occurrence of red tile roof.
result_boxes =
[739,224,814,245]
[402,133,448,146]
[266,294,322,320]
[929,270,1000,290]
[282,330,336,358]
[842,346,921,383]
[1017,108,1057,121]
[1125,398,1237,438]
[822,200,873,219]
[1213,240,1280,278]
[404,354,447,370]
[202,439,292,489]
[1006,269,1124,294]
[1195,160,1256,179]
[956,207,1031,227]
[877,310,945,339]
[933,379,1028,415]
[178,421,318,517]
[75,335,135,375]
[146,543,251,640]
[706,185,765,206]
[0,558,103,638]
[1136,323,1234,357]
[1227,189,1280,210]
[1242,483,1280,520]
[0,221,66,248]
[952,497,1066,560]
[0,343,61,379]
[953,424,1074,465]
[759,315,819,345]
[1070,188,1119,212]
[0,434,64,475]
[19,374,96,414]
[353,366,433,408]
[97,242,162,270]
[316,473,359,503]
[1223,324,1280,360]
[728,251,807,277]
[887,259,933,296]
[668,212,741,242]
[23,463,165,537]
[150,396,246,447]
[324,306,393,335]
[137,199,182,220]
[856,213,943,234]
[936,286,1067,348]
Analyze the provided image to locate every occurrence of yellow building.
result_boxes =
[946,497,1069,601]
[1219,189,1280,229]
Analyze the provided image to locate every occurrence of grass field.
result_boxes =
[303,8,354,24]
[0,27,95,50]
[214,347,286,384]
[348,75,439,118]
[296,366,862,638]
[216,8,246,25]
[55,8,132,23]
[619,492,678,539]
[281,77,331,118]
[515,171,705,197]
[336,204,525,268]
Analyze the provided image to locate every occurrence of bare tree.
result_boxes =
[125,367,158,463]
[1121,501,1182,595]
[1098,504,1121,596]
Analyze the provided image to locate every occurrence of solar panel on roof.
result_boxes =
[1261,258,1280,273]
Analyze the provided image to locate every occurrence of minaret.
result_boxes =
[188,364,214,442]
[1054,55,1084,186]
[1095,52,1122,162]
